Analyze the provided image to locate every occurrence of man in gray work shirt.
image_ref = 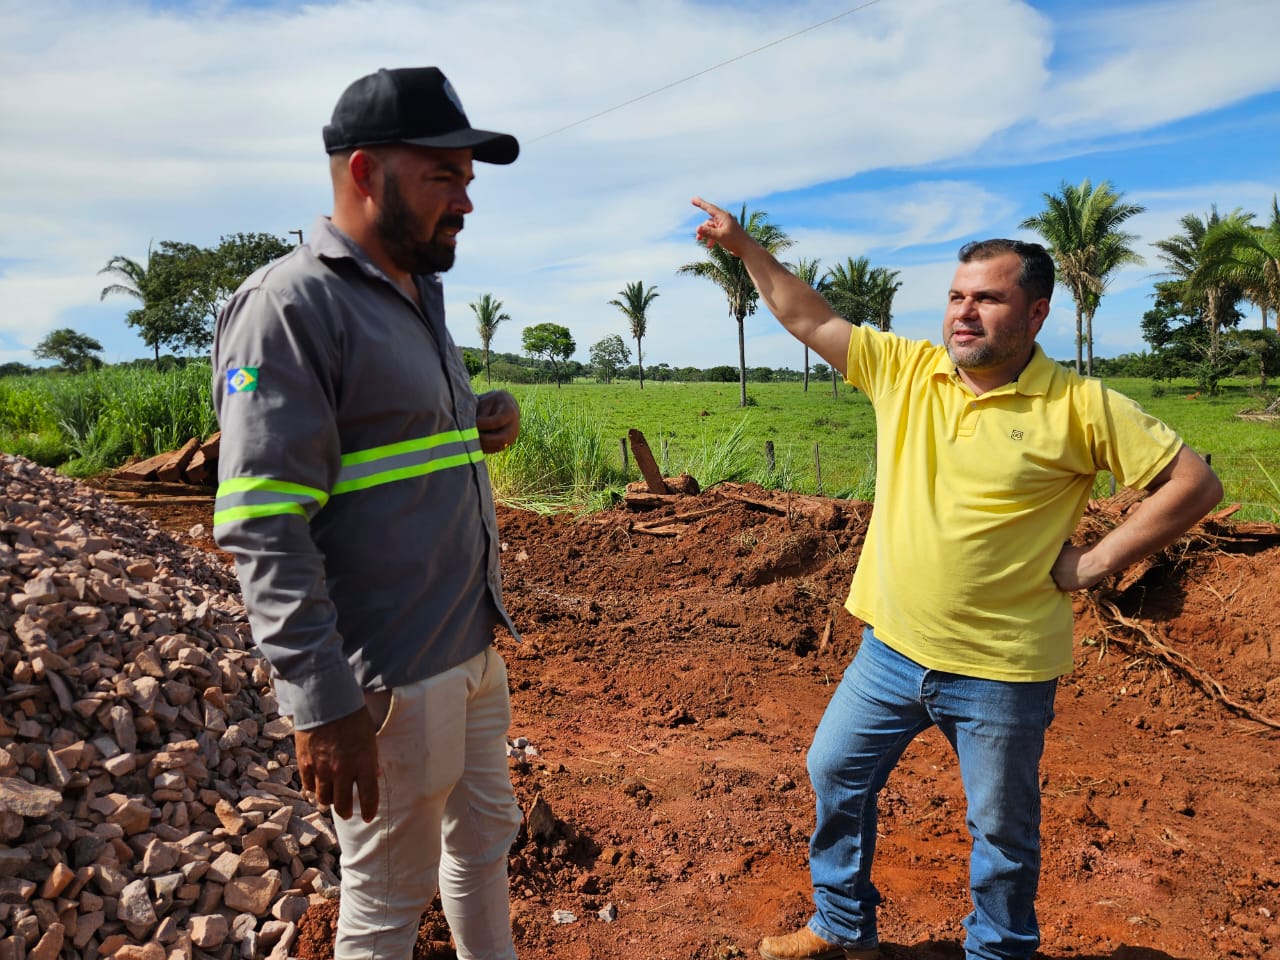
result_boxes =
[212,67,524,960]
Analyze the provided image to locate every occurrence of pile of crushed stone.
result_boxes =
[0,455,339,960]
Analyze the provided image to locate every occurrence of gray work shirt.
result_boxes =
[212,215,516,729]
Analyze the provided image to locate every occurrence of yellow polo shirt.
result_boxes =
[843,326,1181,681]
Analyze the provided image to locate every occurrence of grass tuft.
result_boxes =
[0,365,217,472]
[485,390,628,513]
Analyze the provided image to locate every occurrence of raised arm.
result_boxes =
[692,197,854,375]
[1051,445,1223,591]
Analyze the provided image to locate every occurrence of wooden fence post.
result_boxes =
[628,429,669,494]
[620,438,629,474]
[765,440,775,474]
[814,442,823,495]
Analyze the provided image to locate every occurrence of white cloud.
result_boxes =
[1042,0,1280,133]
[0,0,1277,370]
[772,182,1020,253]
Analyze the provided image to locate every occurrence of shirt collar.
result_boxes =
[309,215,443,299]
[309,215,388,285]
[1012,344,1055,396]
[929,341,1055,397]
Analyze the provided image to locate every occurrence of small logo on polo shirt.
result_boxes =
[226,367,259,394]
[1010,429,1024,440]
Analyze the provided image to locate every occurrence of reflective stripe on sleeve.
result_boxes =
[213,477,330,528]
[214,427,484,528]
[332,427,484,495]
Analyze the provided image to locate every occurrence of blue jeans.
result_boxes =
[805,629,1057,960]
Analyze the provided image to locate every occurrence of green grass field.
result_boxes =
[488,375,1280,519]
[490,378,880,502]
[3,366,1278,519]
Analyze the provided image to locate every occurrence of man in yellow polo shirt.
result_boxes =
[688,197,1222,960]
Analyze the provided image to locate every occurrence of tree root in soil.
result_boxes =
[1088,596,1280,730]
[1079,493,1280,730]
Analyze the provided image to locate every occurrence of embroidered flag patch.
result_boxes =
[226,367,259,394]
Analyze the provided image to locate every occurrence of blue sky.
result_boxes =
[1,0,1278,371]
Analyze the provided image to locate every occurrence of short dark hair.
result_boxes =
[958,239,1054,304]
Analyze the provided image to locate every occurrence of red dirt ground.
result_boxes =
[143,485,1280,960]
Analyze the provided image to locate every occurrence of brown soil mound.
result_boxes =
[137,484,1280,960]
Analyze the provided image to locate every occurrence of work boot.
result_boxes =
[757,925,880,960]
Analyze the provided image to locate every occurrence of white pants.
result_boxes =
[333,646,522,960]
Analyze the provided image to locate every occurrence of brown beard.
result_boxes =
[375,172,461,275]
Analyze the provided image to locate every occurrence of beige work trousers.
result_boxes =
[332,646,522,960]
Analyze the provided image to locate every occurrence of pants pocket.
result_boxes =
[364,688,396,736]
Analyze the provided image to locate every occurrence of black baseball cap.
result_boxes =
[322,67,519,164]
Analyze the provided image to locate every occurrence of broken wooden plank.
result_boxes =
[631,523,683,537]
[631,503,733,535]
[184,453,209,484]
[713,487,788,514]
[623,491,681,510]
[156,438,201,483]
[184,431,221,484]
[112,449,180,482]
[663,505,724,524]
[1206,503,1242,522]
[712,484,856,528]
[1216,521,1280,540]
[101,478,217,496]
[662,473,700,495]
[627,429,669,494]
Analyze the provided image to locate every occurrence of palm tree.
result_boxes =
[1020,179,1145,375]
[824,258,881,398]
[791,258,827,391]
[608,281,659,389]
[99,248,163,367]
[868,266,903,333]
[1153,207,1250,358]
[824,257,878,328]
[820,258,902,394]
[1200,196,1280,332]
[469,293,510,385]
[678,204,793,407]
[99,254,148,303]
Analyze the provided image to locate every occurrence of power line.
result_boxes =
[530,0,886,143]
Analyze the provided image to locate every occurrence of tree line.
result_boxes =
[469,281,662,390]
[1141,199,1280,392]
[457,346,818,388]
[1020,181,1279,392]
